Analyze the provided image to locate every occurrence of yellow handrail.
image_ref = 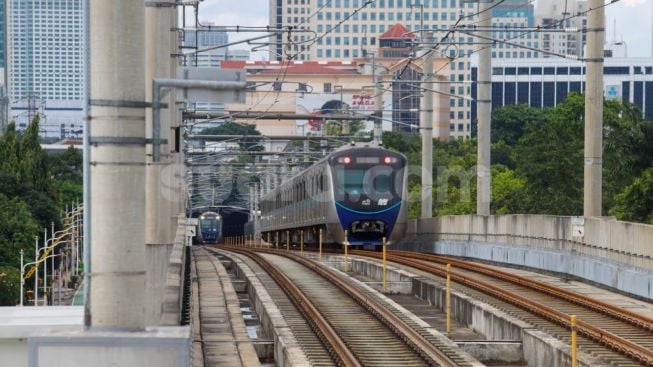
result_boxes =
[23,224,74,280]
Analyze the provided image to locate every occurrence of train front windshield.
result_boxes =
[331,152,405,213]
[201,219,218,232]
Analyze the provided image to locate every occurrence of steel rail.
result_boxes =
[225,247,361,367]
[392,250,653,332]
[246,247,460,367]
[351,250,653,365]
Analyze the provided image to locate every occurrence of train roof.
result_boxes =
[261,145,405,200]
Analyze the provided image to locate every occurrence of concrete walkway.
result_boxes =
[192,247,260,367]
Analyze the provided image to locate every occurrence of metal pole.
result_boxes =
[20,250,24,306]
[584,0,605,217]
[276,231,279,250]
[319,229,323,261]
[446,263,452,337]
[34,236,38,306]
[571,315,578,367]
[477,1,493,216]
[88,0,147,329]
[43,229,47,304]
[373,52,383,145]
[286,230,290,251]
[300,230,304,255]
[421,31,434,219]
[71,217,76,277]
[58,269,62,305]
[50,239,55,306]
[382,237,387,293]
[344,230,349,273]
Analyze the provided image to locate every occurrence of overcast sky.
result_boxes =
[193,0,653,59]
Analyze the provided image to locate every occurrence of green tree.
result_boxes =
[492,104,545,146]
[201,122,263,151]
[0,266,21,306]
[0,193,40,268]
[53,180,83,208]
[382,131,409,153]
[20,114,51,193]
[491,165,528,214]
[0,123,21,177]
[602,100,653,211]
[513,94,584,215]
[324,119,364,136]
[48,146,83,184]
[609,168,653,224]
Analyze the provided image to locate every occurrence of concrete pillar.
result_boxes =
[583,0,605,217]
[168,5,183,231]
[476,1,493,216]
[420,32,434,219]
[88,0,147,329]
[144,0,177,326]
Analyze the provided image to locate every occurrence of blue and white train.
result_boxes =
[198,211,222,244]
[260,145,408,247]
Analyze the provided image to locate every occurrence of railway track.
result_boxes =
[207,248,335,366]
[351,249,653,366]
[221,246,476,367]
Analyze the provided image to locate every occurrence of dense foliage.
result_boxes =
[383,93,653,223]
[0,116,83,305]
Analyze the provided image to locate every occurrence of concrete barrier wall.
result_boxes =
[402,215,653,300]
[160,216,188,326]
[408,215,653,270]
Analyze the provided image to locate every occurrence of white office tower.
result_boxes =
[7,0,86,138]
[535,0,588,58]
[270,0,479,137]
[182,22,251,67]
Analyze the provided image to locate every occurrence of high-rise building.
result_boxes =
[270,0,479,138]
[183,24,229,48]
[0,0,8,131]
[0,0,6,69]
[7,0,86,137]
[535,0,587,59]
[471,57,653,122]
[182,23,250,67]
[490,0,541,59]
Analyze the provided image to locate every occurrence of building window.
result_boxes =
[298,83,308,92]
[604,66,629,75]
[273,81,282,91]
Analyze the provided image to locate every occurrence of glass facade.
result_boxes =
[9,0,85,102]
[471,62,653,121]
[0,1,5,68]
[8,0,87,136]
[392,68,421,134]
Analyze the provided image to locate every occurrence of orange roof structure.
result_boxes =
[379,23,415,39]
[221,60,358,75]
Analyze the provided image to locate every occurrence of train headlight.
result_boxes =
[384,157,397,164]
[338,156,352,164]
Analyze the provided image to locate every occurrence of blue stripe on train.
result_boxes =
[335,201,401,245]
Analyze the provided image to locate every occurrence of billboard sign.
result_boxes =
[296,93,392,131]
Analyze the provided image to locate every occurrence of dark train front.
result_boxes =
[328,147,408,246]
[197,211,222,244]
